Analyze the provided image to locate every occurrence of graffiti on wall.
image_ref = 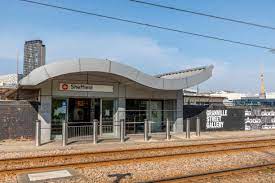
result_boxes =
[245,109,275,130]
[206,110,227,129]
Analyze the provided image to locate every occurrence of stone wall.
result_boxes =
[0,100,38,140]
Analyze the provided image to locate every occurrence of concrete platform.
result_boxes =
[0,130,274,159]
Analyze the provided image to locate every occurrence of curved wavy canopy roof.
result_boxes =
[20,58,213,90]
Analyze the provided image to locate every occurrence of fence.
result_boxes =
[35,117,202,146]
[60,118,177,146]
[67,122,94,141]
[34,109,187,146]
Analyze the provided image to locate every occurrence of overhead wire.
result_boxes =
[130,0,275,31]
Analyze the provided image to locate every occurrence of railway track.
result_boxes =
[0,138,275,175]
[154,163,275,183]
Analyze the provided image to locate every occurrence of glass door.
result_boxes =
[68,98,91,122]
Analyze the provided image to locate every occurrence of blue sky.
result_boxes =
[0,0,275,92]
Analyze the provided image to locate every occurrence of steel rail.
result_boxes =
[1,138,275,162]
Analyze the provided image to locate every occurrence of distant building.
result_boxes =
[183,89,226,106]
[0,74,23,100]
[233,98,275,107]
[188,89,275,107]
[266,92,275,99]
[23,40,45,76]
[0,74,22,88]
[209,90,247,101]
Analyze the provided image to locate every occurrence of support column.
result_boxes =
[115,84,126,137]
[38,95,52,144]
[174,90,183,133]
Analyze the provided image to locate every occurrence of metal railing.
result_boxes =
[67,122,94,140]
[60,119,176,146]
[35,118,201,146]
[35,109,202,146]
[62,120,99,146]
[101,125,113,134]
[35,117,201,147]
[120,109,177,134]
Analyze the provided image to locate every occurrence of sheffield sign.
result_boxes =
[59,83,113,92]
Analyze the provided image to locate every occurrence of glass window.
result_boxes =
[52,99,67,137]
[68,98,91,122]
[125,99,176,134]
[126,99,148,134]
[150,101,163,133]
[163,100,176,123]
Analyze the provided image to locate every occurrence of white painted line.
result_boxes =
[28,170,72,181]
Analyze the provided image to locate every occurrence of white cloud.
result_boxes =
[0,31,273,92]
[45,32,190,74]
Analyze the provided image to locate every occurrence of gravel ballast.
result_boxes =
[1,146,274,182]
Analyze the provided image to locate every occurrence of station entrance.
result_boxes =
[51,98,114,139]
[52,98,176,140]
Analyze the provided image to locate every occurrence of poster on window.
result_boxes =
[245,109,275,130]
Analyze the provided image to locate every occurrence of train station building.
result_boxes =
[19,58,213,143]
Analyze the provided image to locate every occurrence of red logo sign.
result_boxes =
[61,84,69,90]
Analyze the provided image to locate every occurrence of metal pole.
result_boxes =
[99,99,103,136]
[62,120,68,146]
[35,119,41,146]
[93,119,98,144]
[148,120,151,135]
[196,116,201,136]
[166,118,171,140]
[124,118,126,138]
[186,118,190,139]
[144,119,149,141]
[120,119,125,142]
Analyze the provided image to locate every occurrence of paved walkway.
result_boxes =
[0,130,275,159]
[0,130,274,155]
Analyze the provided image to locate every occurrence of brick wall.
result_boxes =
[0,100,38,140]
